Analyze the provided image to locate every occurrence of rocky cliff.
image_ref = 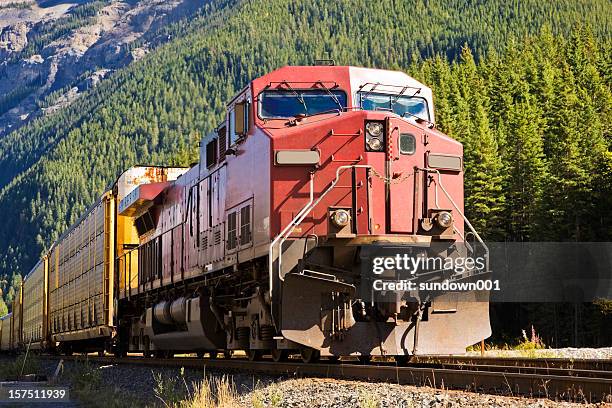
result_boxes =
[0,0,205,136]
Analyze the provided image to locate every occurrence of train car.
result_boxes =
[47,192,115,354]
[117,65,491,361]
[48,166,186,354]
[22,258,48,350]
[0,313,12,352]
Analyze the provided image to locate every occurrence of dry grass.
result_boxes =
[251,390,265,408]
[156,372,239,408]
[358,389,380,408]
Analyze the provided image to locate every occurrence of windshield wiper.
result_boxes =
[390,86,420,108]
[361,82,380,102]
[316,81,343,111]
[281,81,308,114]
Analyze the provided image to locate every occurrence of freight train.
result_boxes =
[1,65,491,363]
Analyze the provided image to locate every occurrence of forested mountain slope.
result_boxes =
[0,0,219,137]
[0,0,610,339]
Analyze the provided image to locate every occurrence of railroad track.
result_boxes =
[410,355,612,371]
[43,354,612,403]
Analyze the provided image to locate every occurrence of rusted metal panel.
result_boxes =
[119,182,170,217]
[118,167,191,291]
[115,166,188,203]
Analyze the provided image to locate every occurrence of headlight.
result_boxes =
[366,122,383,137]
[331,209,350,227]
[366,137,382,151]
[365,121,384,152]
[436,211,453,228]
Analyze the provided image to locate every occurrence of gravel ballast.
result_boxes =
[9,356,604,407]
[465,347,612,360]
[242,378,601,408]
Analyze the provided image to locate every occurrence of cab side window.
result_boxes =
[229,108,236,145]
[229,100,250,146]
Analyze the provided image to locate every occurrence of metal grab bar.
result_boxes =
[268,165,373,303]
[423,168,489,271]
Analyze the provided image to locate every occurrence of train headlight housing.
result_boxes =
[365,121,385,152]
[366,137,382,151]
[436,211,453,229]
[366,122,383,137]
[331,209,351,227]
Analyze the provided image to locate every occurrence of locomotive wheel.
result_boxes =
[327,356,340,363]
[113,343,127,358]
[143,337,152,358]
[271,349,288,363]
[394,355,410,366]
[300,348,320,364]
[357,356,371,364]
[61,344,73,356]
[247,349,263,361]
[154,350,173,359]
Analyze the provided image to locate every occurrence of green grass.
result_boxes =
[0,353,40,380]
[61,359,140,408]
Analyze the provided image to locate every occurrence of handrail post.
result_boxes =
[268,165,373,330]
[425,168,489,271]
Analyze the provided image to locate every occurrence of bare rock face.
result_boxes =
[0,0,201,137]
[130,47,148,61]
[0,22,29,57]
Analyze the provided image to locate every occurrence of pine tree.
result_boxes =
[464,101,506,239]
[453,46,506,239]
[504,97,548,241]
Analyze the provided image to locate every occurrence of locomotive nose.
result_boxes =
[358,115,425,235]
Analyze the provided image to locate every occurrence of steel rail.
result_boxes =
[410,355,612,372]
[404,363,612,379]
[43,355,612,403]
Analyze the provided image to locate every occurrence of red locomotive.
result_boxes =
[3,65,491,362]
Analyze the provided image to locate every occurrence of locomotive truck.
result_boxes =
[1,65,491,363]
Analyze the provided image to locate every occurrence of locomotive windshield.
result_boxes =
[260,90,347,118]
[359,92,430,121]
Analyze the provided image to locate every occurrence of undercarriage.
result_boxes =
[121,239,491,362]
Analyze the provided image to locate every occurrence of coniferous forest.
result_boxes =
[0,0,611,346]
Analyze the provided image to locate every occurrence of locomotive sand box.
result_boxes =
[1,65,491,362]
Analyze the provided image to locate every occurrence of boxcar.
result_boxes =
[22,258,48,349]
[48,191,115,352]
